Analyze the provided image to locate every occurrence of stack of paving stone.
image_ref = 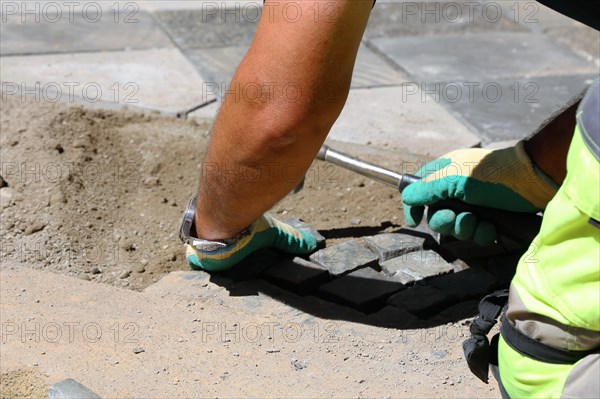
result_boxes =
[223,218,527,317]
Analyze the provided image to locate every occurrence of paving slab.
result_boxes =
[364,232,426,261]
[189,101,220,121]
[380,250,454,284]
[184,46,246,100]
[428,267,497,301]
[364,1,526,40]
[0,11,172,56]
[371,32,596,82]
[544,26,600,66]
[318,267,405,313]
[184,43,408,103]
[386,284,454,317]
[352,44,409,88]
[262,257,330,294]
[0,49,214,115]
[309,240,378,276]
[138,1,222,12]
[327,86,480,157]
[438,75,597,143]
[498,1,584,33]
[484,139,520,150]
[155,8,259,50]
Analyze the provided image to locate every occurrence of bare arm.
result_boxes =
[195,0,373,240]
[525,100,579,185]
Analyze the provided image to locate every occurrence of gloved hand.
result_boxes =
[402,141,558,245]
[186,214,317,272]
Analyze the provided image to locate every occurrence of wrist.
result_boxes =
[180,196,252,251]
[523,100,578,185]
[524,139,563,186]
[522,141,561,189]
[193,195,253,241]
[512,141,559,208]
[193,215,251,243]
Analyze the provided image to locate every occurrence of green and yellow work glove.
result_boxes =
[186,214,317,272]
[402,141,558,245]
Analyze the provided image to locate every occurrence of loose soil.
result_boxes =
[1,95,419,291]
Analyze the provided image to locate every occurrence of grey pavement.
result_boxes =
[1,0,598,153]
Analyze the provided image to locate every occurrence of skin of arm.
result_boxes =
[524,100,579,185]
[195,0,373,240]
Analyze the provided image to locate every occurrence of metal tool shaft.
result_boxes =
[317,145,403,189]
[317,145,419,191]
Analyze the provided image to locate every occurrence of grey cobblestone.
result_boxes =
[285,218,326,249]
[262,257,329,294]
[386,284,453,317]
[439,238,512,261]
[309,240,378,276]
[486,252,523,287]
[224,249,284,282]
[380,250,454,283]
[429,300,480,325]
[361,306,423,329]
[364,232,426,261]
[318,267,405,313]
[428,267,498,301]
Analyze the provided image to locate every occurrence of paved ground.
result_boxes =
[1,264,503,398]
[1,1,599,397]
[2,1,597,153]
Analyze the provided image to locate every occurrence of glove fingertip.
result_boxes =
[401,182,431,206]
[453,212,477,241]
[404,205,425,227]
[473,221,497,246]
[427,209,456,235]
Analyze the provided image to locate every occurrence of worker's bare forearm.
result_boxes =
[194,0,373,240]
[525,100,580,185]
